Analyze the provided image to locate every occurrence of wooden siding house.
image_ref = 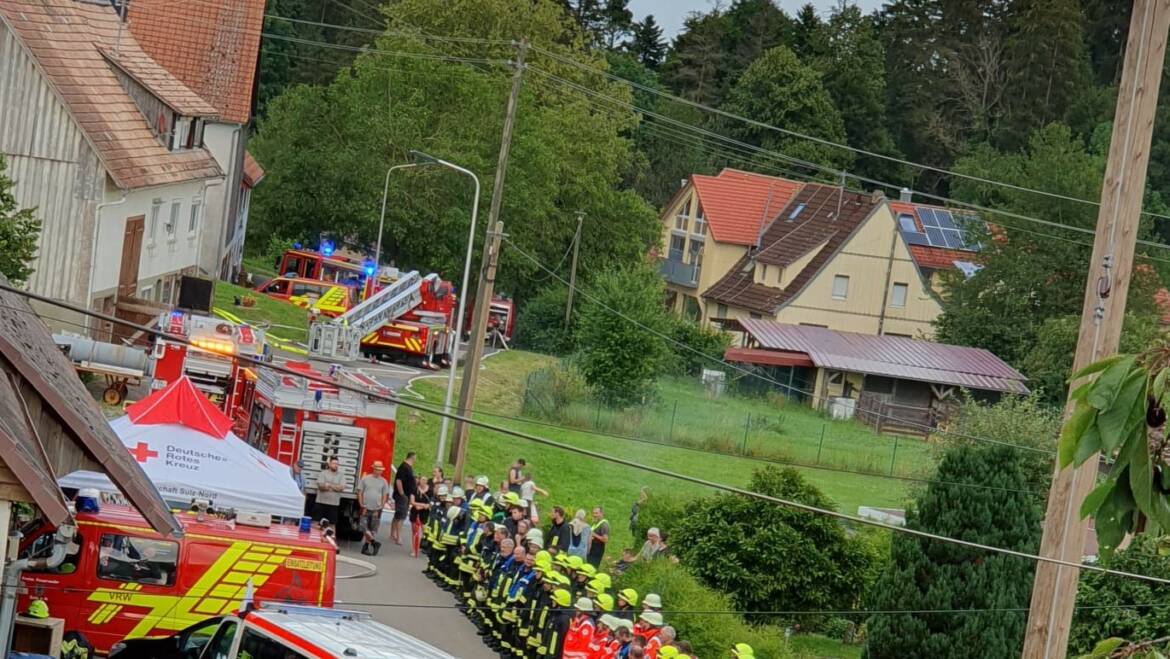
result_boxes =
[0,0,222,331]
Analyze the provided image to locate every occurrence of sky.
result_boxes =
[628,0,886,40]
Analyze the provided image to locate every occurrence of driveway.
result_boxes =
[333,535,496,659]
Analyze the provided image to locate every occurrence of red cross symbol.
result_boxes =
[127,442,158,464]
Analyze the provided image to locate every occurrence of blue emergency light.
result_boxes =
[363,260,376,277]
[320,240,335,257]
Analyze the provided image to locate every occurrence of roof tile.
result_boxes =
[0,0,222,189]
[689,169,803,246]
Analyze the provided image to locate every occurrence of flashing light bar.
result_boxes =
[191,338,237,355]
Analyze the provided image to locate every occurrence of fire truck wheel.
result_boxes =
[102,386,123,406]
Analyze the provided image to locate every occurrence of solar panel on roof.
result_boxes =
[941,228,965,249]
[934,210,957,229]
[918,208,938,226]
[924,226,946,245]
[903,231,930,246]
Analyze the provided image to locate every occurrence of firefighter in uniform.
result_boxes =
[544,589,574,659]
[458,500,490,606]
[423,485,450,580]
[489,543,526,651]
[531,571,570,658]
[480,537,516,645]
[501,549,536,656]
[614,588,638,622]
[515,550,551,657]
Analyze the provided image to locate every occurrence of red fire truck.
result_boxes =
[464,296,516,343]
[229,361,396,534]
[151,310,268,411]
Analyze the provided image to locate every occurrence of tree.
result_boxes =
[249,0,660,303]
[863,444,1045,658]
[721,45,852,170]
[1071,534,1170,655]
[813,5,901,180]
[575,265,671,406]
[671,467,877,623]
[561,0,631,48]
[790,3,825,59]
[935,123,1161,369]
[660,10,728,105]
[626,14,667,68]
[0,155,42,286]
[513,284,575,355]
[599,0,634,50]
[998,0,1090,150]
[1021,313,1165,406]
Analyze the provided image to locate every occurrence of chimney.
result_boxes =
[899,187,913,203]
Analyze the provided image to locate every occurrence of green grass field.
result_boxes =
[789,635,863,659]
[394,351,919,553]
[212,281,310,344]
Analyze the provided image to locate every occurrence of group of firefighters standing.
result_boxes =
[413,471,757,659]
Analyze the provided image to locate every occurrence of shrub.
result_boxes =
[630,489,693,544]
[576,265,672,407]
[616,559,792,658]
[1070,534,1170,654]
[514,285,575,355]
[671,467,877,625]
[520,365,588,421]
[665,319,732,376]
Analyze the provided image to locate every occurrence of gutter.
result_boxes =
[86,189,129,332]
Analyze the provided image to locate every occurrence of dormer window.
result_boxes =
[169,115,204,151]
[693,205,707,236]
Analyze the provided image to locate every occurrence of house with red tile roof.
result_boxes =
[0,0,224,321]
[127,0,266,282]
[659,169,804,320]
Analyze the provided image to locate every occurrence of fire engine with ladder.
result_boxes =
[151,309,268,411]
[306,269,455,367]
[229,360,396,534]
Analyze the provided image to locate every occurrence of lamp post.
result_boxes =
[405,150,481,467]
[375,162,421,271]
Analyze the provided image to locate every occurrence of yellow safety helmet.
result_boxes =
[618,588,639,606]
[551,589,572,608]
[732,642,754,657]
[27,599,49,619]
[551,571,572,587]
[595,593,614,612]
[578,563,597,578]
[567,555,584,570]
[592,573,612,590]
[658,647,680,659]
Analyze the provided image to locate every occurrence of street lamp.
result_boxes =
[401,150,481,467]
[374,162,421,271]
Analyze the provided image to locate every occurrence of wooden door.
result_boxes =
[118,216,144,298]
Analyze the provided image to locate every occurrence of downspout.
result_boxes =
[1,523,77,650]
[212,127,242,279]
[87,189,129,333]
[196,177,226,278]
[875,214,900,336]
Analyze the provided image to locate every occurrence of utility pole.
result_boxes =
[447,39,527,476]
[451,222,503,480]
[1023,2,1170,657]
[565,212,584,328]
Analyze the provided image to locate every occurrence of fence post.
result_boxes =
[889,435,900,476]
[742,413,751,455]
[595,400,602,428]
[668,400,678,442]
[815,423,826,465]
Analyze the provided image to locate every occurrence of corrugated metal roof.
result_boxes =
[690,169,803,245]
[739,319,1029,395]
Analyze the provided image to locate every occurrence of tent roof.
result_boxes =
[127,376,232,439]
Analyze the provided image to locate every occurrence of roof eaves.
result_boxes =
[97,48,218,119]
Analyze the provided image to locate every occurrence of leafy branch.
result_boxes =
[1059,350,1170,558]
[1076,635,1170,659]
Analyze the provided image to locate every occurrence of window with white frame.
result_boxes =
[674,199,691,231]
[891,282,908,307]
[148,199,163,242]
[167,200,181,237]
[832,275,849,300]
[189,197,202,234]
[693,205,707,235]
[668,234,685,259]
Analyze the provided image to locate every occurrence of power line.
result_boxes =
[8,282,1164,586]
[263,13,514,46]
[500,237,1053,454]
[526,43,1170,225]
[259,32,510,65]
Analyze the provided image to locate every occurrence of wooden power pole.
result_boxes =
[565,212,584,327]
[448,39,527,476]
[451,221,504,480]
[1023,2,1170,657]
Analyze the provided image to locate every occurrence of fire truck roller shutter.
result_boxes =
[299,421,366,496]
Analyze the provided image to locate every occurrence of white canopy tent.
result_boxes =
[60,377,304,519]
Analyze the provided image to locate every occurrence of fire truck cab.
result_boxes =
[18,504,335,655]
[230,362,396,534]
[109,604,455,659]
[151,311,268,411]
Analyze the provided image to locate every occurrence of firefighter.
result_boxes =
[516,551,551,656]
[531,570,570,658]
[544,589,574,659]
[424,485,450,581]
[614,588,638,621]
[502,549,536,656]
[731,642,754,658]
[458,501,490,606]
[642,593,662,614]
[489,544,526,652]
[572,561,595,600]
[562,597,596,659]
[480,537,515,643]
[471,475,495,509]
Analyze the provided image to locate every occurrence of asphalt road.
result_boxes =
[333,531,497,659]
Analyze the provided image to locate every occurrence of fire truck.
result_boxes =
[17,503,335,654]
[307,270,455,368]
[464,296,517,343]
[229,360,396,534]
[151,310,268,411]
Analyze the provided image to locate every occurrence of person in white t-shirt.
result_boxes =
[520,475,548,523]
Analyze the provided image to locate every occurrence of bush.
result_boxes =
[520,365,589,421]
[671,467,877,625]
[576,265,672,407]
[665,319,732,376]
[514,285,575,355]
[616,559,792,658]
[1070,534,1170,654]
[630,489,693,545]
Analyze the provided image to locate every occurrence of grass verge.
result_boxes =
[213,281,310,344]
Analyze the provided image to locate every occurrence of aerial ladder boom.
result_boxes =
[308,271,423,360]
